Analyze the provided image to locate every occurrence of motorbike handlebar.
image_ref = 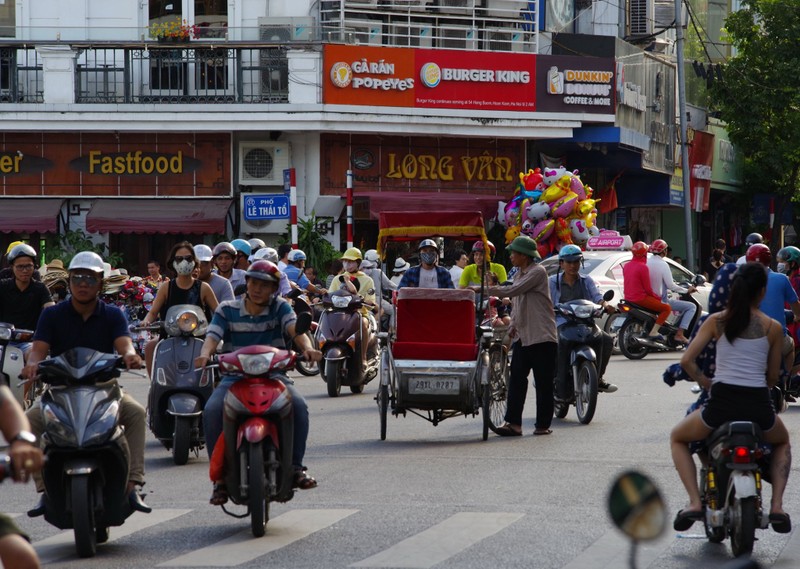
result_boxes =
[130,322,162,332]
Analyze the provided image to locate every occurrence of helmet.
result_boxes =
[247,238,266,252]
[253,247,279,263]
[471,240,497,258]
[777,246,800,265]
[364,249,380,263]
[7,243,37,264]
[650,239,668,255]
[745,232,763,246]
[288,249,307,263]
[418,239,437,252]
[245,260,281,283]
[631,241,649,258]
[212,242,236,258]
[230,239,252,257]
[5,241,24,256]
[341,247,363,261]
[68,251,105,274]
[558,244,583,262]
[194,244,213,262]
[746,243,772,266]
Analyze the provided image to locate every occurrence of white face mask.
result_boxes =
[777,262,787,274]
[173,259,195,276]
[343,260,359,273]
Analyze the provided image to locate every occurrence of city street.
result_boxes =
[4,352,800,568]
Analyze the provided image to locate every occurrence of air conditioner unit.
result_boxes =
[390,23,433,48]
[485,0,529,19]
[439,0,476,15]
[628,0,654,37]
[258,17,315,42]
[386,0,434,12]
[346,0,379,6]
[238,142,291,186]
[485,27,527,52]
[440,25,477,50]
[344,19,383,46]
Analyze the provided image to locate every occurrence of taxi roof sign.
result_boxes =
[586,231,632,251]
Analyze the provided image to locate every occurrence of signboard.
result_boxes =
[587,231,632,251]
[536,54,615,114]
[244,194,290,220]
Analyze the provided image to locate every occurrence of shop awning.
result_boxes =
[86,199,232,234]
[0,199,64,233]
[344,191,502,223]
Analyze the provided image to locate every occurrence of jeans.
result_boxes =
[668,298,697,331]
[204,375,310,469]
[556,327,613,400]
[506,340,558,430]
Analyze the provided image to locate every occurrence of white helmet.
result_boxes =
[364,249,380,263]
[253,247,279,263]
[288,249,307,263]
[68,251,105,274]
[248,238,266,252]
[194,244,214,262]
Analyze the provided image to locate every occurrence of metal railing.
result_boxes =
[0,46,42,102]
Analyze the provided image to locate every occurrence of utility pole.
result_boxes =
[675,0,694,269]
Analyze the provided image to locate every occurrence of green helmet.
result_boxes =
[777,246,800,265]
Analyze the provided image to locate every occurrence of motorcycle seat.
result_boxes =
[706,421,762,447]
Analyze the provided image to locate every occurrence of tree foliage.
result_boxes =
[710,0,800,240]
[46,228,124,268]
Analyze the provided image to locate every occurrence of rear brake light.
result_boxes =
[732,446,751,464]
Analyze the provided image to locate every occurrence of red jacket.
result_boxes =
[623,257,660,303]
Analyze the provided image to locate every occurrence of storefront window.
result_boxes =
[0,1,15,38]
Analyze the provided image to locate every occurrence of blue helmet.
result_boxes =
[230,239,252,256]
[558,244,583,262]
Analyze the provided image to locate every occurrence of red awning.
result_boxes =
[0,199,64,233]
[86,199,232,234]
[343,191,502,222]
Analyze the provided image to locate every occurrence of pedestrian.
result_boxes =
[473,236,557,436]
[703,249,724,282]
[143,259,168,289]
[712,238,734,263]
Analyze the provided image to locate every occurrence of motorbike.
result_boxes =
[36,347,147,558]
[208,312,312,537]
[287,291,320,377]
[698,421,773,557]
[0,322,33,408]
[617,276,706,360]
[133,304,214,466]
[316,287,379,397]
[553,290,614,425]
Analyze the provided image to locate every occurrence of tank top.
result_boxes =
[160,279,206,322]
[712,318,769,389]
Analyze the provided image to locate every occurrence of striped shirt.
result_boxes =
[207,297,296,350]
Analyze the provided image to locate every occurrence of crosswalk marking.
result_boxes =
[34,508,191,565]
[560,528,674,569]
[158,508,358,567]
[350,512,524,569]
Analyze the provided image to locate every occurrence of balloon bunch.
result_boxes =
[503,166,602,258]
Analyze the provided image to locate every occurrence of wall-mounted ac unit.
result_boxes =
[344,19,383,46]
[386,0,435,12]
[257,17,315,42]
[390,23,433,48]
[486,27,527,52]
[239,142,291,186]
[440,25,477,50]
[439,0,477,15]
[345,0,379,6]
[485,0,529,19]
[628,0,654,37]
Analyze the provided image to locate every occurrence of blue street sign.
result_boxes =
[244,194,290,220]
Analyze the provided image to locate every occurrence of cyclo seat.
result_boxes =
[706,421,763,447]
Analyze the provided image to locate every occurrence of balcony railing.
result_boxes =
[0,46,42,103]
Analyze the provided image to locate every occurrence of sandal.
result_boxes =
[209,483,229,506]
[293,470,318,490]
[533,428,553,436]
[494,423,522,437]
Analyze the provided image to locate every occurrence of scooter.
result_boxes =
[36,347,147,558]
[553,290,614,425]
[208,312,312,537]
[617,276,706,360]
[317,287,378,397]
[0,322,33,408]
[134,304,214,466]
[287,291,320,377]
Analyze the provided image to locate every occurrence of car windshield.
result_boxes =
[540,257,606,276]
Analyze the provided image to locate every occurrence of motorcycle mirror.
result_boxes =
[693,274,706,286]
[608,470,666,544]
[602,290,614,302]
[233,284,247,296]
[294,312,312,335]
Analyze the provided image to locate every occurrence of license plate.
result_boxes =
[408,376,460,395]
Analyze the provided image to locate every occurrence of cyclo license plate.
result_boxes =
[408,376,460,395]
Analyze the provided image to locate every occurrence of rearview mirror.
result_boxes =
[693,274,706,286]
[608,470,666,542]
[602,289,614,302]
[294,312,312,335]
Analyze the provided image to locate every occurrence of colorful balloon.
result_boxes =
[532,219,555,242]
[505,225,521,244]
[520,168,544,190]
[542,166,567,187]
[576,198,600,218]
[569,217,590,243]
[550,192,579,219]
[525,200,551,222]
[569,175,587,200]
[555,217,573,245]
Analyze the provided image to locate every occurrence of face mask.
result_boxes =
[420,252,437,265]
[173,259,195,276]
[777,262,787,274]
[343,261,359,273]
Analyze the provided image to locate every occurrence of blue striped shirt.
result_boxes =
[207,297,296,350]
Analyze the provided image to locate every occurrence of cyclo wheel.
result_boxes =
[575,360,598,425]
[483,345,509,435]
[618,318,649,360]
[378,384,389,441]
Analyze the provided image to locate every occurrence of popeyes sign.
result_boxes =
[324,45,536,111]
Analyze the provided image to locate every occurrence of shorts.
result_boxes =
[701,382,776,432]
[0,512,29,541]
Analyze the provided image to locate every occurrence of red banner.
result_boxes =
[689,130,715,212]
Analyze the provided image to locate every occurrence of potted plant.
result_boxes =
[148,19,198,43]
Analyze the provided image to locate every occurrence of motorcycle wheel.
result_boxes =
[295,332,320,377]
[729,495,757,557]
[378,384,389,440]
[618,318,649,360]
[248,441,268,538]
[484,345,509,435]
[71,474,97,558]
[604,314,624,355]
[172,416,191,466]
[325,360,342,398]
[575,360,598,425]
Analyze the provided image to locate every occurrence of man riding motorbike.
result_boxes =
[194,260,322,505]
[622,241,672,341]
[647,239,697,344]
[458,240,508,288]
[736,232,763,265]
[230,239,252,271]
[194,244,234,304]
[284,250,327,297]
[212,242,246,293]
[329,248,377,367]
[398,239,454,289]
[360,249,397,328]
[548,245,618,396]
[22,251,151,516]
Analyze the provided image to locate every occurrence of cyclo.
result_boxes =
[374,211,508,440]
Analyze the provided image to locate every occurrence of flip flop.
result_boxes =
[673,508,703,531]
[770,512,792,533]
[494,424,522,437]
[209,483,229,506]
[293,470,318,490]
[533,428,553,436]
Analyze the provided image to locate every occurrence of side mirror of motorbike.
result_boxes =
[294,312,312,336]
[608,470,666,550]
[693,274,706,286]
[602,290,614,302]
[233,284,247,296]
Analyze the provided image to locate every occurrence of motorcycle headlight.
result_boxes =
[84,400,120,446]
[0,326,11,341]
[332,295,352,309]
[573,305,595,319]
[238,353,275,376]
[177,312,199,334]
[43,403,78,447]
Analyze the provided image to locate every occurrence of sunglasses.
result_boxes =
[174,255,194,262]
[13,264,35,271]
[70,274,100,286]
